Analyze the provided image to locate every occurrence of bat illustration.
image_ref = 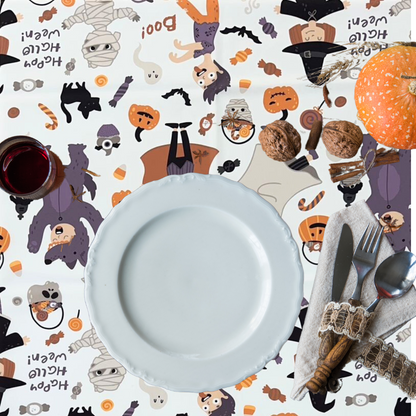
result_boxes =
[161,88,192,106]
[220,26,262,44]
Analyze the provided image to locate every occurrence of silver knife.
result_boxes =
[317,223,353,390]
[332,223,354,302]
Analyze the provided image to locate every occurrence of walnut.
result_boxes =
[322,121,363,159]
[259,120,301,162]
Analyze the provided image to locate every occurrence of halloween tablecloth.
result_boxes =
[0,0,413,415]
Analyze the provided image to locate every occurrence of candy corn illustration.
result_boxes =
[230,49,252,65]
[113,164,127,180]
[9,260,22,276]
[244,405,256,415]
[239,79,252,93]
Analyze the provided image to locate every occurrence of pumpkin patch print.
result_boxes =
[0,0,413,415]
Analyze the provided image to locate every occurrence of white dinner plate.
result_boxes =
[85,174,303,392]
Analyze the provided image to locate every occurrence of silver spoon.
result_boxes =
[367,251,416,313]
[306,251,416,394]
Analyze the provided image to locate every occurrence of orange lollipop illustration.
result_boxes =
[68,310,83,332]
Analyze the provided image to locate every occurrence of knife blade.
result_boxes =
[331,224,354,302]
[316,223,353,392]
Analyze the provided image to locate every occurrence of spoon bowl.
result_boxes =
[367,251,416,313]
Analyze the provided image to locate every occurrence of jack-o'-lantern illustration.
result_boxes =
[129,104,160,142]
[263,86,299,120]
[298,216,329,265]
[0,227,11,269]
[112,190,132,207]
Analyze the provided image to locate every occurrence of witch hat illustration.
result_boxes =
[0,0,21,67]
[0,36,19,67]
[0,376,26,416]
[282,41,346,85]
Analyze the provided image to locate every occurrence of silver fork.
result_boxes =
[350,224,384,305]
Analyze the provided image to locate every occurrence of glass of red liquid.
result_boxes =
[0,136,63,200]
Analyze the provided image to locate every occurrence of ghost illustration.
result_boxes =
[239,144,321,215]
[133,44,163,84]
[139,379,168,409]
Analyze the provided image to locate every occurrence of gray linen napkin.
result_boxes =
[291,200,416,400]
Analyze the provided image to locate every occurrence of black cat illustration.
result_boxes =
[60,82,101,123]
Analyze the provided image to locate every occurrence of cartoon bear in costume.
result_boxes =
[27,144,103,269]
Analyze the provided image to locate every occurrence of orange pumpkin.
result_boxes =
[0,227,10,254]
[129,104,160,142]
[355,44,416,149]
[298,216,329,265]
[298,216,328,246]
[263,86,299,120]
[112,190,132,207]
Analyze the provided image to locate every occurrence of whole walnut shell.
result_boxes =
[259,120,301,162]
[322,121,363,159]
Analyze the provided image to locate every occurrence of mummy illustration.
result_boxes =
[222,99,255,142]
[13,79,43,92]
[109,76,133,107]
[68,327,127,392]
[61,0,140,68]
[133,44,163,84]
[390,0,410,16]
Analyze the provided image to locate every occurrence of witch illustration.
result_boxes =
[0,287,28,416]
[165,123,195,176]
[0,0,23,68]
[169,0,231,104]
[275,0,349,84]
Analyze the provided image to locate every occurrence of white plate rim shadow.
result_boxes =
[85,173,304,392]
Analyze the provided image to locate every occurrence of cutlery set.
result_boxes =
[306,224,416,395]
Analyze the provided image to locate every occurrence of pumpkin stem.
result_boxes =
[280,109,288,121]
[409,80,416,96]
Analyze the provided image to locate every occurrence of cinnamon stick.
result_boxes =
[329,149,400,183]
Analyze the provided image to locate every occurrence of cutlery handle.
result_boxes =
[316,330,334,394]
[317,331,334,367]
[306,334,355,394]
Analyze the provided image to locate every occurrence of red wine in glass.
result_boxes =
[0,137,63,199]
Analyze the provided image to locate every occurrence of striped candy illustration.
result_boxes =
[38,103,58,130]
[298,191,325,211]
[109,76,134,107]
[230,48,252,65]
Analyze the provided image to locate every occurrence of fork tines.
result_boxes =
[358,224,384,254]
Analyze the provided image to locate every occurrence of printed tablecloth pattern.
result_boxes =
[0,0,412,415]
